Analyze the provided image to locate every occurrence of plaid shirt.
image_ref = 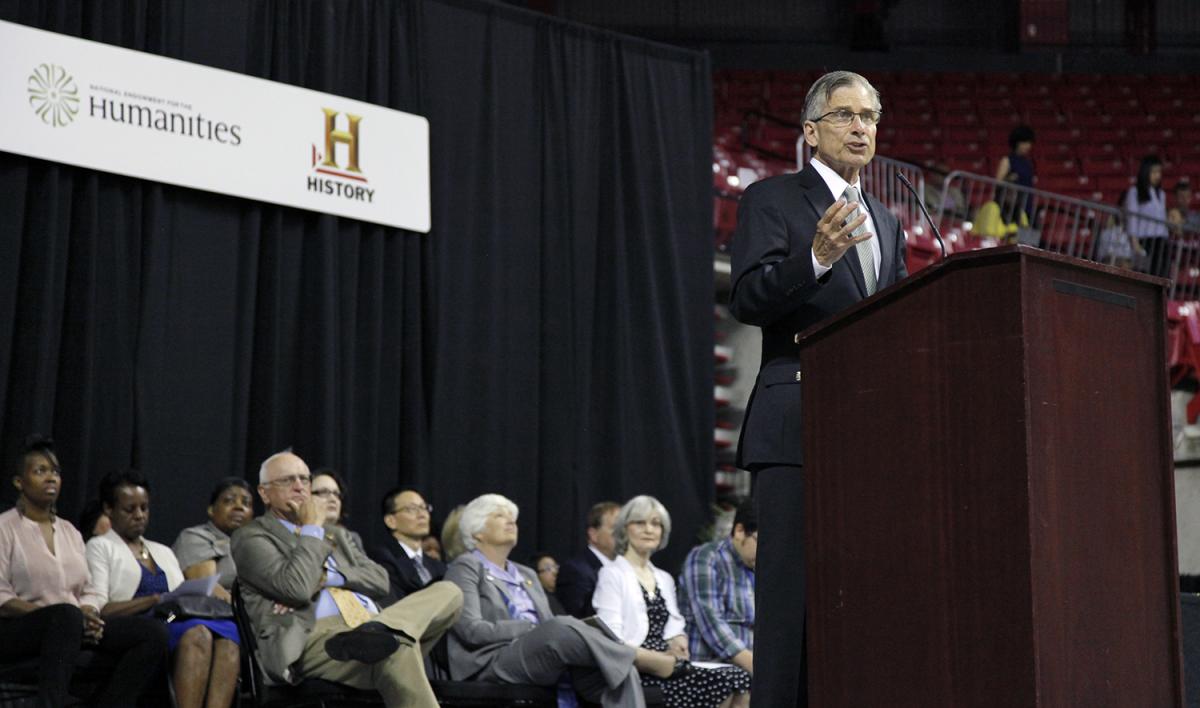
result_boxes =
[677,537,755,661]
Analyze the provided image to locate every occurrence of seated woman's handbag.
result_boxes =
[154,595,234,622]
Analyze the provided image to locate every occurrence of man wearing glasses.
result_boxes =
[371,488,446,603]
[232,451,463,708]
[728,70,907,707]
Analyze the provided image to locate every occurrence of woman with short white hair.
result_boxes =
[445,493,680,707]
[593,496,751,708]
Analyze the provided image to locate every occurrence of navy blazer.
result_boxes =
[729,163,907,469]
[555,549,604,618]
[370,539,447,604]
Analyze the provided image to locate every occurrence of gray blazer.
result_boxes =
[231,515,390,684]
[444,551,553,680]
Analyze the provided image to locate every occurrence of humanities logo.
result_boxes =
[308,108,375,203]
[28,63,79,127]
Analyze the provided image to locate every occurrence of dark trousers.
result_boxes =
[0,604,83,707]
[751,465,807,708]
[90,614,170,707]
[1140,237,1172,279]
[0,606,168,708]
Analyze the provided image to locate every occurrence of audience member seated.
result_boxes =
[531,551,567,616]
[444,493,665,707]
[231,451,462,708]
[677,499,756,676]
[1173,178,1200,232]
[1096,208,1142,270]
[1125,154,1171,277]
[421,534,443,561]
[371,488,445,602]
[440,504,467,561]
[173,477,254,603]
[594,495,751,708]
[78,498,111,543]
[557,501,620,618]
[973,181,1030,244]
[0,436,168,708]
[311,468,364,553]
[87,469,240,708]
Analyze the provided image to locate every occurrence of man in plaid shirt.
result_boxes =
[677,499,757,675]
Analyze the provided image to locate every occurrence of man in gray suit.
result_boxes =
[232,451,463,708]
[445,494,676,707]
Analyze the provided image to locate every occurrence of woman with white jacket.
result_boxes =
[87,470,240,708]
[593,496,750,708]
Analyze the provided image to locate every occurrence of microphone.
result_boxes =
[895,171,947,261]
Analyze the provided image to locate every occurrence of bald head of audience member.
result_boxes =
[257,451,319,525]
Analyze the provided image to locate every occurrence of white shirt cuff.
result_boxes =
[811,250,831,279]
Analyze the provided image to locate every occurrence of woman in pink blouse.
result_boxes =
[0,436,168,707]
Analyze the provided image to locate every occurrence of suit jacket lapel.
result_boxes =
[800,166,868,298]
[866,194,897,290]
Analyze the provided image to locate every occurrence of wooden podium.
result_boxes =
[798,246,1184,706]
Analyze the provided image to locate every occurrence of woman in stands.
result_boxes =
[594,495,751,708]
[0,436,168,707]
[444,493,674,707]
[1125,154,1171,277]
[994,125,1036,222]
[311,467,365,552]
[87,469,239,708]
[172,477,254,602]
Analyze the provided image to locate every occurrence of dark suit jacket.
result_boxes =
[231,515,391,684]
[555,549,604,618]
[730,162,908,469]
[370,539,447,603]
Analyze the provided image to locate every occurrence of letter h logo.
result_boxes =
[321,108,362,174]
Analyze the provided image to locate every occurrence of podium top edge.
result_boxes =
[795,245,1169,348]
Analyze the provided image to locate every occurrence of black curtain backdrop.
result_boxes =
[0,0,714,571]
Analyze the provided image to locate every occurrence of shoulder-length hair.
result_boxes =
[1136,154,1164,205]
[613,495,672,555]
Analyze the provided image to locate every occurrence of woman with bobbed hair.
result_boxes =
[172,477,254,602]
[594,495,750,708]
[444,493,681,707]
[311,467,365,552]
[0,436,168,707]
[87,469,240,708]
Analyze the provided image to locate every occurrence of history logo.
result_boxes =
[28,63,79,127]
[308,108,375,203]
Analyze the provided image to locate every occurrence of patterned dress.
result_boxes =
[638,586,751,708]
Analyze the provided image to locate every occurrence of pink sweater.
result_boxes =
[0,508,103,609]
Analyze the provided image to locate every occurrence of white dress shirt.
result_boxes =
[809,157,882,281]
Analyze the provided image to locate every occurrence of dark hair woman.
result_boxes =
[87,469,240,708]
[172,476,254,602]
[1124,154,1169,277]
[0,436,167,707]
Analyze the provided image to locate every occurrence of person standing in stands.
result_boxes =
[1124,155,1170,277]
[371,488,445,603]
[677,499,757,676]
[994,125,1035,221]
[1173,178,1200,232]
[729,70,907,707]
[557,501,620,618]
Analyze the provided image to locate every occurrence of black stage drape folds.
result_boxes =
[0,0,714,569]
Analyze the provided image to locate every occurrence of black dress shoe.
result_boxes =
[325,622,412,664]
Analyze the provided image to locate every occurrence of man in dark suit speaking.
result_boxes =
[729,70,907,707]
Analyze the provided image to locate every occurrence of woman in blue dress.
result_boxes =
[86,470,240,708]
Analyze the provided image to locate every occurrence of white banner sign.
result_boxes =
[0,20,430,232]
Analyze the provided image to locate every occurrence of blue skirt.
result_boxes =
[166,618,240,651]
